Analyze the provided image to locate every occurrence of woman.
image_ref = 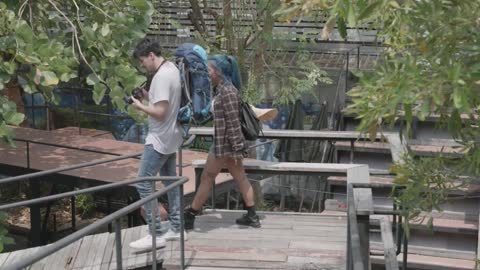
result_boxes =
[184,55,260,229]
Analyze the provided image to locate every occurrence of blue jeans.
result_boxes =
[136,144,180,234]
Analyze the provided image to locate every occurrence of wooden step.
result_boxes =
[327,175,394,186]
[324,202,478,234]
[335,141,465,158]
[326,175,480,196]
[371,253,476,270]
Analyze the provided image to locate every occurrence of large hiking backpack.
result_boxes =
[175,43,212,126]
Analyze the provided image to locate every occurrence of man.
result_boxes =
[129,38,185,251]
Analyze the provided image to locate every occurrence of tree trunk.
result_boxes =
[223,0,234,54]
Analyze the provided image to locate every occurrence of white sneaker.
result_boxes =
[129,234,166,251]
[163,229,188,241]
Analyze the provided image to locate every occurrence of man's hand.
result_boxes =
[131,96,144,111]
[130,96,169,122]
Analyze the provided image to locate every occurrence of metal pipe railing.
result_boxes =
[1,175,188,270]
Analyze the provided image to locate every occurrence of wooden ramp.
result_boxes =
[0,210,347,270]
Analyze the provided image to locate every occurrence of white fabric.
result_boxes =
[145,61,183,154]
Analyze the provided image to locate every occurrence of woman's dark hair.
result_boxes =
[133,38,162,59]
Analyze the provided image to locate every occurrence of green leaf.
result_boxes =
[4,111,25,125]
[453,88,468,110]
[101,24,111,37]
[93,83,107,105]
[347,2,356,26]
[40,71,59,86]
[15,21,34,44]
[336,16,347,40]
[130,0,150,11]
[358,0,383,21]
[86,73,99,86]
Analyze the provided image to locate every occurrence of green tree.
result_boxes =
[0,0,154,145]
[276,0,480,223]
[185,1,332,105]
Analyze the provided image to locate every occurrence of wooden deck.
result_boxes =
[0,210,347,270]
[0,126,232,195]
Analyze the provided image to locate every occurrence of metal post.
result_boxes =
[350,140,355,164]
[114,219,123,270]
[151,180,158,270]
[345,52,350,92]
[357,47,360,69]
[31,93,36,128]
[75,95,81,135]
[357,214,370,268]
[26,141,30,169]
[346,218,352,270]
[107,195,112,232]
[402,230,408,270]
[46,106,51,130]
[29,179,41,246]
[71,196,76,231]
[179,185,185,270]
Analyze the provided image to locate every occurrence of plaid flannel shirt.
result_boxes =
[213,82,245,159]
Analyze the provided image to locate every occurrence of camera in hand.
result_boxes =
[125,86,145,104]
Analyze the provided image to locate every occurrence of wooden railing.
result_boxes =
[347,182,407,270]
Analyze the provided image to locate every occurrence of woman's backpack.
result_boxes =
[239,100,262,141]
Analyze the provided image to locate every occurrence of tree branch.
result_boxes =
[48,0,102,84]
[82,0,113,20]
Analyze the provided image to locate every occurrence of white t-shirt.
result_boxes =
[145,61,183,154]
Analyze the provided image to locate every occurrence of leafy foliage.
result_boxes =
[0,0,154,144]
[0,211,14,252]
[277,0,480,227]
[76,194,96,217]
[391,154,465,235]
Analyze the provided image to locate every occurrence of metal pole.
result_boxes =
[151,180,158,270]
[31,93,36,128]
[179,185,185,270]
[357,47,360,69]
[26,141,30,169]
[71,196,76,231]
[114,219,123,270]
[46,106,50,130]
[350,140,354,164]
[345,52,350,92]
[403,230,408,270]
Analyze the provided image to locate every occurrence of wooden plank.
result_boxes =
[287,255,344,269]
[380,218,400,270]
[132,226,150,268]
[80,233,104,269]
[71,234,96,269]
[385,133,408,164]
[105,227,128,269]
[188,127,388,141]
[123,225,143,269]
[88,232,110,270]
[193,159,363,174]
[165,258,287,269]
[99,232,117,270]
[30,245,62,270]
[289,241,346,251]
